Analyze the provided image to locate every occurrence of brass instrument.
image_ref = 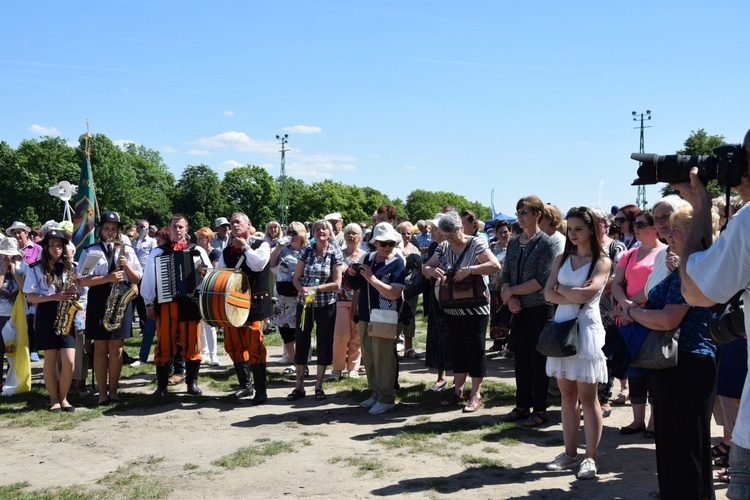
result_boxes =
[54,256,83,336]
[102,241,137,332]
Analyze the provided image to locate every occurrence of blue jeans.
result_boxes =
[729,443,750,499]
[138,318,156,362]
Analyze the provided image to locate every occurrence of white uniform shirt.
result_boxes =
[216,241,271,272]
[77,242,142,282]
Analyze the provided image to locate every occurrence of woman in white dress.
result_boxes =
[543,207,611,480]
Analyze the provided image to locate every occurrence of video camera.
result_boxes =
[631,144,745,187]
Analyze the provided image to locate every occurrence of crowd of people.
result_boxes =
[2,130,750,498]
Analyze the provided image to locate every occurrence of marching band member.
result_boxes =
[23,229,79,412]
[77,212,142,405]
[217,213,272,405]
[141,214,212,396]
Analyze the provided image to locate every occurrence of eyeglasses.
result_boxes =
[441,229,459,240]
[614,217,628,224]
[654,215,671,224]
[515,209,531,217]
[377,241,396,248]
[633,221,653,229]
[286,230,298,236]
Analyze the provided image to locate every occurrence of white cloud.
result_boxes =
[218,160,243,172]
[281,125,322,134]
[113,139,138,150]
[66,140,79,148]
[28,124,60,136]
[190,131,277,154]
[223,110,235,116]
[187,149,211,156]
[161,146,177,153]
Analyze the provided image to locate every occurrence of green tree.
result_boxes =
[404,189,490,222]
[172,165,228,230]
[662,129,728,198]
[123,143,175,226]
[222,165,280,227]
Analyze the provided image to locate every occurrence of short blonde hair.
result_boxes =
[671,205,720,238]
[195,227,214,241]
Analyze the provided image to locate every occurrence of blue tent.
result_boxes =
[485,212,517,228]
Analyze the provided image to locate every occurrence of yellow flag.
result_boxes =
[1,294,31,396]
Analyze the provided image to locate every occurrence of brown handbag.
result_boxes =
[437,238,488,309]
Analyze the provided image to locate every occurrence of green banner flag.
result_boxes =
[72,148,97,260]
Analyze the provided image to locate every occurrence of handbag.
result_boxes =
[494,303,517,331]
[536,258,599,358]
[403,254,424,301]
[366,280,401,340]
[629,327,679,369]
[437,237,488,309]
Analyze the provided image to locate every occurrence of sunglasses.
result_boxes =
[286,230,298,236]
[633,221,653,229]
[377,241,397,248]
[614,217,628,224]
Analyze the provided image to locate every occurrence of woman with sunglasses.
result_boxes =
[289,220,343,402]
[499,196,557,427]
[543,207,611,479]
[614,204,640,251]
[423,211,501,413]
[350,222,406,415]
[611,210,666,437]
[270,222,309,376]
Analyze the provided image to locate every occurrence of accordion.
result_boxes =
[155,250,200,304]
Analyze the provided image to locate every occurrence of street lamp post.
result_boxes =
[632,110,652,209]
[276,134,289,227]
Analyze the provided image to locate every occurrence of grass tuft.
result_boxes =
[212,440,296,469]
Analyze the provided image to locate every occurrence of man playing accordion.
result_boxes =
[142,214,212,396]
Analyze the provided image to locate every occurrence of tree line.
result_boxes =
[0,134,492,232]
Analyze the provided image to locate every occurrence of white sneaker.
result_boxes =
[201,354,210,365]
[577,458,597,479]
[360,396,378,409]
[130,360,142,367]
[348,370,360,379]
[279,353,291,364]
[210,355,220,367]
[546,452,581,471]
[369,402,396,415]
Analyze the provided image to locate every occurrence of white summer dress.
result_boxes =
[545,257,608,384]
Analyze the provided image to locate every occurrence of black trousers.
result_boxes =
[513,303,554,412]
[445,313,488,377]
[650,352,716,500]
[294,303,336,366]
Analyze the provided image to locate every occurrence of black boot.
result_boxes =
[185,360,203,396]
[234,361,254,398]
[153,365,170,396]
[250,363,267,405]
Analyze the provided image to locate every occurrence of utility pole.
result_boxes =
[276,134,289,227]
[632,110,651,209]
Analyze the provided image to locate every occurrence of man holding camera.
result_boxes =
[673,129,750,498]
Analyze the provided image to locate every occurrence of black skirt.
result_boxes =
[34,301,76,350]
[85,283,133,341]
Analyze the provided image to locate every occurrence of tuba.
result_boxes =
[102,241,137,332]
[54,256,83,336]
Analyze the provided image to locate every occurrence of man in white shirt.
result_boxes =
[674,129,750,499]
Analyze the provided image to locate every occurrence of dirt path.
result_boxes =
[0,345,729,499]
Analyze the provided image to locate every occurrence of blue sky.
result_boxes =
[3,1,749,218]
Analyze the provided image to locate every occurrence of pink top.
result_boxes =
[616,246,662,302]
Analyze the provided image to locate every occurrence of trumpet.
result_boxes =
[54,256,82,336]
[102,241,137,332]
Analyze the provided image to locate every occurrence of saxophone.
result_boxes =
[102,241,137,332]
[54,257,83,336]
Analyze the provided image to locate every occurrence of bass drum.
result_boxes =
[199,270,251,328]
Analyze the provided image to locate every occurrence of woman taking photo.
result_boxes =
[351,223,406,415]
[620,205,716,498]
[500,196,557,426]
[23,230,80,412]
[422,212,501,413]
[544,207,611,479]
[270,222,308,376]
[77,212,142,405]
[289,220,343,402]
[611,210,666,436]
[331,223,365,380]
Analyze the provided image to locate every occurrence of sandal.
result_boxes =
[429,380,448,392]
[613,390,630,405]
[711,442,731,459]
[463,395,482,413]
[286,389,306,401]
[500,407,531,422]
[715,456,730,468]
[315,388,326,401]
[441,391,466,407]
[522,411,549,427]
[718,467,731,483]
